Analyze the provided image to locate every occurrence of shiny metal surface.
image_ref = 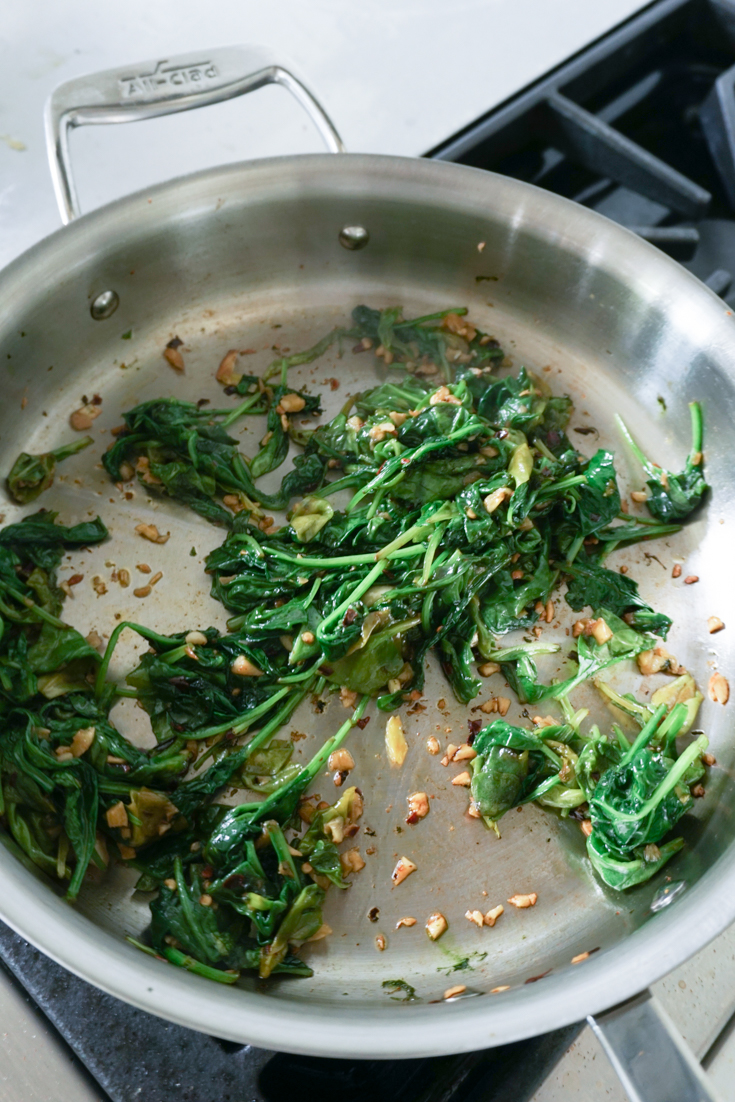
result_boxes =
[45,46,345,221]
[589,993,721,1101]
[89,289,119,320]
[0,153,733,1062]
[338,224,371,250]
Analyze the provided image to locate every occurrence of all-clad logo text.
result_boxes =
[119,59,219,97]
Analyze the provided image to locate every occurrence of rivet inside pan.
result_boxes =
[338,225,370,250]
[90,290,120,320]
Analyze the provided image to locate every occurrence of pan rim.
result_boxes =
[0,150,733,1056]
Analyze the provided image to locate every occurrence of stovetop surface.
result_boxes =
[433,0,735,306]
[5,1,735,1099]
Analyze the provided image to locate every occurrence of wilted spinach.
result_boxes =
[7,437,94,504]
[0,302,709,993]
[616,402,708,522]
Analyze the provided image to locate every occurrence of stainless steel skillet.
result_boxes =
[0,45,732,1100]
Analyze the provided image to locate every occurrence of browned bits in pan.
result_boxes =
[164,339,185,371]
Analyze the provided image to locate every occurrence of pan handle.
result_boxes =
[44,46,346,224]
[588,990,721,1102]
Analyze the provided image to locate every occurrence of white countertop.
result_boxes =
[0,0,646,267]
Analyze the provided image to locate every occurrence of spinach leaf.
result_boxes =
[616,403,708,522]
[563,560,671,639]
[7,437,93,504]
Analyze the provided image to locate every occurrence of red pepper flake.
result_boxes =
[356,716,371,730]
[223,874,246,892]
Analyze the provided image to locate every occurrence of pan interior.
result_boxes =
[0,158,732,1024]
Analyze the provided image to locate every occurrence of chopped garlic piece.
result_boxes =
[508,893,537,908]
[386,715,408,766]
[391,856,417,885]
[425,912,448,940]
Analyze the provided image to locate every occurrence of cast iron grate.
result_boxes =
[430,0,735,300]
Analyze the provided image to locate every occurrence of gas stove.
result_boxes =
[432,0,735,304]
[4,2,735,1100]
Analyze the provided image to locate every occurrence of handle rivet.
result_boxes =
[90,290,120,320]
[339,225,370,251]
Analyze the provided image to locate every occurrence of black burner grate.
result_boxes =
[430,0,735,300]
